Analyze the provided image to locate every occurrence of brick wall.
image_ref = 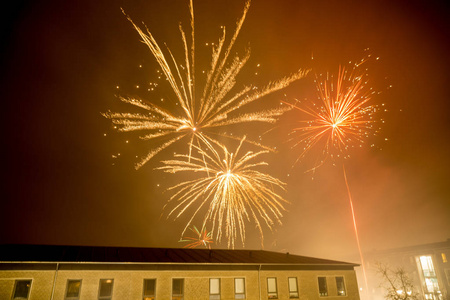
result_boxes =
[0,270,54,300]
[0,266,360,300]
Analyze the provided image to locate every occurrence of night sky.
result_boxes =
[2,0,449,263]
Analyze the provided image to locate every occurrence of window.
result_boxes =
[172,278,184,300]
[98,279,114,300]
[235,278,245,299]
[417,256,442,298]
[65,280,82,300]
[210,278,220,300]
[12,280,32,299]
[143,279,156,300]
[267,277,278,299]
[288,277,299,298]
[318,277,328,296]
[336,277,346,296]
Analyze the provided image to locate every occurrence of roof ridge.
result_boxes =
[0,244,357,266]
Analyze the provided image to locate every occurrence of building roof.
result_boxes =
[365,238,450,258]
[0,244,357,267]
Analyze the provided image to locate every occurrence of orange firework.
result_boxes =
[286,57,384,295]
[179,225,214,249]
[286,58,382,169]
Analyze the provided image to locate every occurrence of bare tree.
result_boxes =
[376,263,420,300]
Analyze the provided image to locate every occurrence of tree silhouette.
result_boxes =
[376,263,420,300]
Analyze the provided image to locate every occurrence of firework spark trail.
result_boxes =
[158,137,287,249]
[343,164,369,296]
[179,225,214,249]
[103,1,309,169]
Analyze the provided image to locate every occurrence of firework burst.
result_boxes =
[103,0,309,169]
[285,56,385,293]
[286,58,382,169]
[158,137,287,249]
[179,225,214,249]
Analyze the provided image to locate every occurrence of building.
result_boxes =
[0,244,361,300]
[363,239,450,300]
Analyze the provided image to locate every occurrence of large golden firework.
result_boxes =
[158,138,287,249]
[103,0,309,169]
[286,59,382,169]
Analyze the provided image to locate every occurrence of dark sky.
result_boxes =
[2,0,449,263]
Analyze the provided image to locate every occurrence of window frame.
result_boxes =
[318,276,328,297]
[288,277,299,298]
[98,279,114,300]
[335,276,347,296]
[209,278,221,300]
[234,278,246,299]
[172,278,184,300]
[267,277,278,299]
[143,278,157,300]
[65,279,82,300]
[12,279,32,300]
[445,269,450,286]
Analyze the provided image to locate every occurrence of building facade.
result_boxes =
[363,239,450,300]
[0,245,361,300]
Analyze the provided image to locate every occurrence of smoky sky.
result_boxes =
[2,0,449,263]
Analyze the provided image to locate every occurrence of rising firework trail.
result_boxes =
[103,0,309,169]
[286,56,384,295]
[158,137,287,249]
[343,166,369,296]
[179,225,214,249]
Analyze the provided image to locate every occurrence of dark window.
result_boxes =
[288,277,299,298]
[318,277,328,296]
[172,278,184,300]
[65,280,82,300]
[98,279,114,300]
[267,277,278,299]
[336,277,346,296]
[210,278,220,300]
[143,279,156,300]
[235,278,245,299]
[12,280,32,299]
